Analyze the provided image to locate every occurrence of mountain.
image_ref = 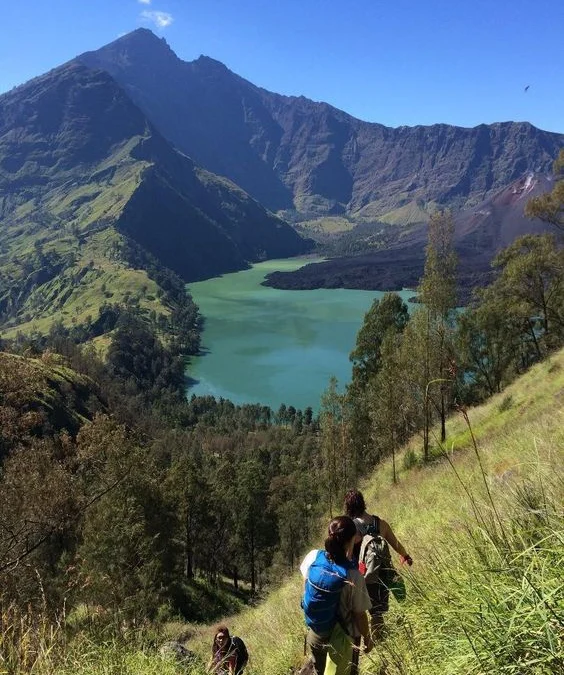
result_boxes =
[78,29,564,222]
[263,173,556,300]
[0,61,310,337]
[183,348,564,674]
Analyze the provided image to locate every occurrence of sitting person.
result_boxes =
[301,516,373,675]
[344,489,413,641]
[208,625,248,674]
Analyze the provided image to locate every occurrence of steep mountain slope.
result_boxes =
[0,351,105,456]
[0,61,309,337]
[185,349,564,674]
[264,173,556,298]
[78,29,564,223]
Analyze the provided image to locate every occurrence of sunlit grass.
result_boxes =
[298,216,357,234]
[185,349,564,674]
[2,351,563,673]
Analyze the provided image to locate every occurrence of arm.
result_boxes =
[353,610,373,653]
[379,518,413,564]
[223,643,238,674]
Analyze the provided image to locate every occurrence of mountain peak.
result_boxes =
[78,28,179,73]
[112,28,171,50]
[193,55,230,70]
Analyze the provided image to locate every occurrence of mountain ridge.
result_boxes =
[77,29,564,222]
[0,59,310,338]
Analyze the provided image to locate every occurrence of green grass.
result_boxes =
[297,216,357,235]
[0,135,171,342]
[183,351,564,674]
[2,352,562,673]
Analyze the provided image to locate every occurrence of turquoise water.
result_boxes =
[186,258,415,411]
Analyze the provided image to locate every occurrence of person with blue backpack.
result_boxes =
[301,516,374,675]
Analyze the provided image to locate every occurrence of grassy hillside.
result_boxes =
[181,350,564,674]
[0,61,309,344]
[0,350,105,447]
[2,350,562,674]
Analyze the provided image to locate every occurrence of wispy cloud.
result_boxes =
[140,10,174,29]
[138,0,151,5]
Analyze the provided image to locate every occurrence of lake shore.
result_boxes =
[186,258,416,411]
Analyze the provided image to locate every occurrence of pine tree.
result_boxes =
[418,210,458,452]
[348,293,409,466]
[525,150,564,231]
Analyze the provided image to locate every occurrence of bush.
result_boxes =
[402,448,419,471]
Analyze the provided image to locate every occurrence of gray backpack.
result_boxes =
[359,516,392,585]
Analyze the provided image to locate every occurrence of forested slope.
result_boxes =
[0,60,309,343]
[185,349,564,674]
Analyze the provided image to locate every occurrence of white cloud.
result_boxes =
[140,10,174,29]
[138,0,151,5]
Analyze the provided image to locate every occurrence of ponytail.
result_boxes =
[324,516,356,565]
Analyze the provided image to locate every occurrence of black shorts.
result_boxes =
[367,581,389,615]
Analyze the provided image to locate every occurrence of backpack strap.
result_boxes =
[359,535,368,565]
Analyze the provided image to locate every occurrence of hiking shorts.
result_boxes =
[366,581,389,615]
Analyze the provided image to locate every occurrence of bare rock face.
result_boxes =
[78,29,564,221]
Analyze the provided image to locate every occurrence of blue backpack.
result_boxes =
[302,550,354,635]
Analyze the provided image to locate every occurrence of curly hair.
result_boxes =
[343,489,366,518]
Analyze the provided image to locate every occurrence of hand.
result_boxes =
[401,554,413,566]
[363,636,374,654]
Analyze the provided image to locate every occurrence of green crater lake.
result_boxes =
[186,258,415,411]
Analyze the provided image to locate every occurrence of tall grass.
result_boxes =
[365,442,563,673]
[2,354,563,673]
[186,353,564,674]
[0,605,208,674]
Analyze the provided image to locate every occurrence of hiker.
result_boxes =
[301,516,374,675]
[209,625,248,674]
[344,489,413,641]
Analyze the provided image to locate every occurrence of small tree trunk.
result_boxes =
[528,319,542,359]
[391,430,397,484]
[184,515,193,579]
[232,566,238,591]
[423,394,430,461]
[250,531,256,594]
[440,389,446,443]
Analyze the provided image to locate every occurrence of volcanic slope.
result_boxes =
[0,61,309,338]
[264,172,557,299]
[184,349,564,675]
[79,29,564,223]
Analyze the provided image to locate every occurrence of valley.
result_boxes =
[0,18,562,675]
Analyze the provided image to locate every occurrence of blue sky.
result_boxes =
[3,0,563,133]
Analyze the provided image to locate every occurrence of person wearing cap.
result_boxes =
[344,489,413,643]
